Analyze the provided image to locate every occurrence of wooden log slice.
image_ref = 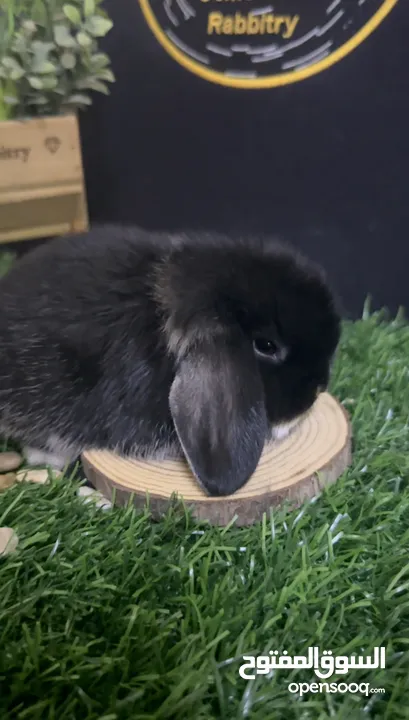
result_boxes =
[81,392,351,526]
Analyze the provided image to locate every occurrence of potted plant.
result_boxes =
[0,0,114,243]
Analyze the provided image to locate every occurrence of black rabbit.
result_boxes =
[0,226,340,496]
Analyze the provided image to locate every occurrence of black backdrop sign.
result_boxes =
[79,0,409,318]
[139,0,396,88]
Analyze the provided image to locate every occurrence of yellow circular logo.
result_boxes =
[139,0,398,88]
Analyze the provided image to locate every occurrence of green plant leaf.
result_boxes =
[0,56,24,80]
[21,20,37,35]
[63,4,82,25]
[76,31,92,47]
[2,57,24,73]
[76,78,109,94]
[90,52,110,69]
[34,61,57,75]
[2,59,25,81]
[28,76,44,90]
[84,16,113,37]
[41,75,58,90]
[31,40,55,55]
[54,24,76,48]
[96,68,115,82]
[9,68,25,81]
[30,41,56,73]
[84,0,95,17]
[11,32,27,54]
[29,0,48,26]
[61,51,76,69]
[65,92,92,105]
[3,95,19,105]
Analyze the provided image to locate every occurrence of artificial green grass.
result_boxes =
[1,302,409,718]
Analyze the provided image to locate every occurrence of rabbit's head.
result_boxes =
[155,234,341,496]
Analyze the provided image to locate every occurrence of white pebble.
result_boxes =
[0,527,19,556]
[16,469,51,484]
[77,486,112,510]
[0,473,17,490]
[77,486,96,497]
[94,498,112,511]
[0,452,22,473]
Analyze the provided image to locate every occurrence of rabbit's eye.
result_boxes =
[254,338,277,354]
[253,337,287,364]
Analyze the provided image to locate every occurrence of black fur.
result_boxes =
[0,226,340,496]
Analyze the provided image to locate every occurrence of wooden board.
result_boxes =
[0,114,88,243]
[82,393,351,526]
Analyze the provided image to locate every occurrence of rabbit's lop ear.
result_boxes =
[169,331,268,496]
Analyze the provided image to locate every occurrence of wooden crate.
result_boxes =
[0,113,88,243]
